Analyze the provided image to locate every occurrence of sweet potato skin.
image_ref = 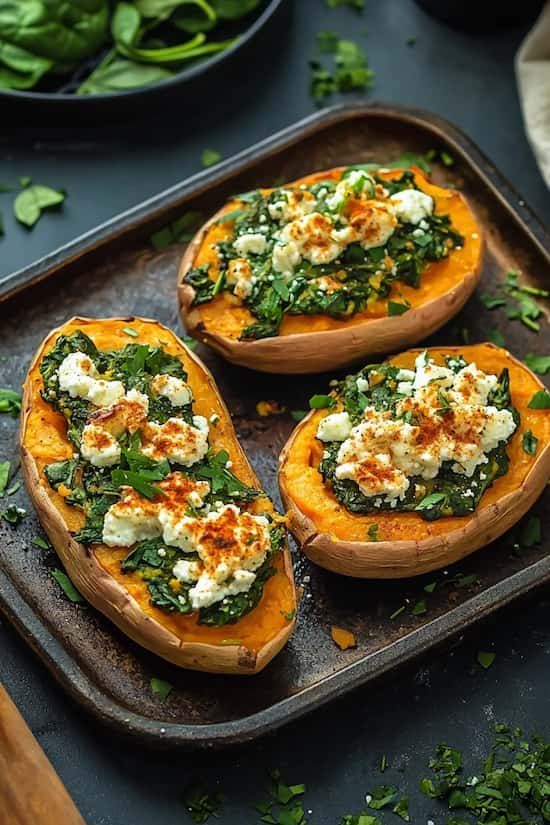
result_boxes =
[20,317,296,674]
[178,167,484,374]
[279,343,550,578]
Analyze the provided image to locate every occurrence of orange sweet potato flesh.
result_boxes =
[23,318,294,652]
[192,168,482,340]
[282,344,550,544]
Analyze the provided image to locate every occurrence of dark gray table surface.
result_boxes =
[0,2,548,824]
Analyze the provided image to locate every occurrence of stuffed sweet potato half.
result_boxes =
[178,166,483,373]
[20,317,295,674]
[279,343,550,577]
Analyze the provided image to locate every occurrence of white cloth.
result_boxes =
[516,1,550,188]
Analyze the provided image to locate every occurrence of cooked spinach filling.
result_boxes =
[40,331,280,626]
[186,169,464,340]
[318,357,518,521]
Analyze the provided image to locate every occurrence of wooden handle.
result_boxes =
[0,682,86,825]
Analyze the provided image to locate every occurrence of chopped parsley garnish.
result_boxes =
[477,650,496,669]
[1,504,26,525]
[525,353,550,375]
[519,514,542,548]
[201,149,222,168]
[0,388,22,416]
[367,523,379,541]
[32,535,51,550]
[150,677,173,700]
[481,270,548,333]
[310,35,373,103]
[528,389,550,409]
[51,568,84,603]
[411,599,427,616]
[392,796,410,821]
[0,461,9,495]
[487,328,506,347]
[183,785,223,823]
[309,394,336,410]
[366,785,397,810]
[150,210,204,250]
[522,430,538,455]
[387,299,410,316]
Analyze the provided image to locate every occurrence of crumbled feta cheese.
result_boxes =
[326,170,376,211]
[272,239,302,276]
[226,258,254,299]
[316,411,353,442]
[88,388,149,437]
[57,351,125,407]
[102,474,210,548]
[143,415,209,467]
[151,374,192,407]
[321,355,517,501]
[333,201,396,250]
[278,212,342,266]
[80,424,121,467]
[268,189,316,222]
[389,189,434,225]
[233,232,267,256]
[356,376,370,392]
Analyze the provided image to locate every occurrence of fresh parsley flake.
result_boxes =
[487,328,506,347]
[0,461,9,495]
[1,504,26,524]
[522,430,538,455]
[0,388,22,416]
[477,650,496,669]
[309,394,336,409]
[528,389,550,409]
[51,568,84,603]
[201,149,222,168]
[367,523,379,541]
[150,677,173,700]
[122,327,138,337]
[387,299,410,316]
[32,536,51,550]
[183,785,223,823]
[525,353,550,375]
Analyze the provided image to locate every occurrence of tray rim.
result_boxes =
[1,101,550,746]
[2,557,550,747]
[1,100,549,302]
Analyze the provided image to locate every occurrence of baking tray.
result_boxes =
[0,102,549,747]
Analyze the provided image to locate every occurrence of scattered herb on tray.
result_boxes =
[184,784,224,824]
[480,270,549,333]
[0,461,9,495]
[13,185,66,228]
[1,504,26,525]
[50,568,85,603]
[0,388,22,416]
[310,33,373,103]
[477,650,496,669]
[525,353,550,375]
[201,148,223,168]
[150,677,173,700]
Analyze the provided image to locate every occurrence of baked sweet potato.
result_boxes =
[178,166,483,373]
[20,317,295,674]
[279,343,550,577]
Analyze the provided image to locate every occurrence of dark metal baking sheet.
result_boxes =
[0,102,549,746]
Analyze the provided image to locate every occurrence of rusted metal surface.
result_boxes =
[0,103,548,746]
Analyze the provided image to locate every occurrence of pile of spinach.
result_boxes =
[0,0,262,94]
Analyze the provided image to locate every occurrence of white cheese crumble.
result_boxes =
[268,189,316,222]
[57,351,125,407]
[150,374,192,407]
[316,411,353,442]
[316,354,516,502]
[226,258,254,298]
[326,170,376,212]
[103,481,271,611]
[80,424,121,467]
[142,415,209,467]
[389,189,434,224]
[277,212,343,266]
[233,232,267,256]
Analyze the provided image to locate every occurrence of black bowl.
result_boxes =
[0,0,290,123]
